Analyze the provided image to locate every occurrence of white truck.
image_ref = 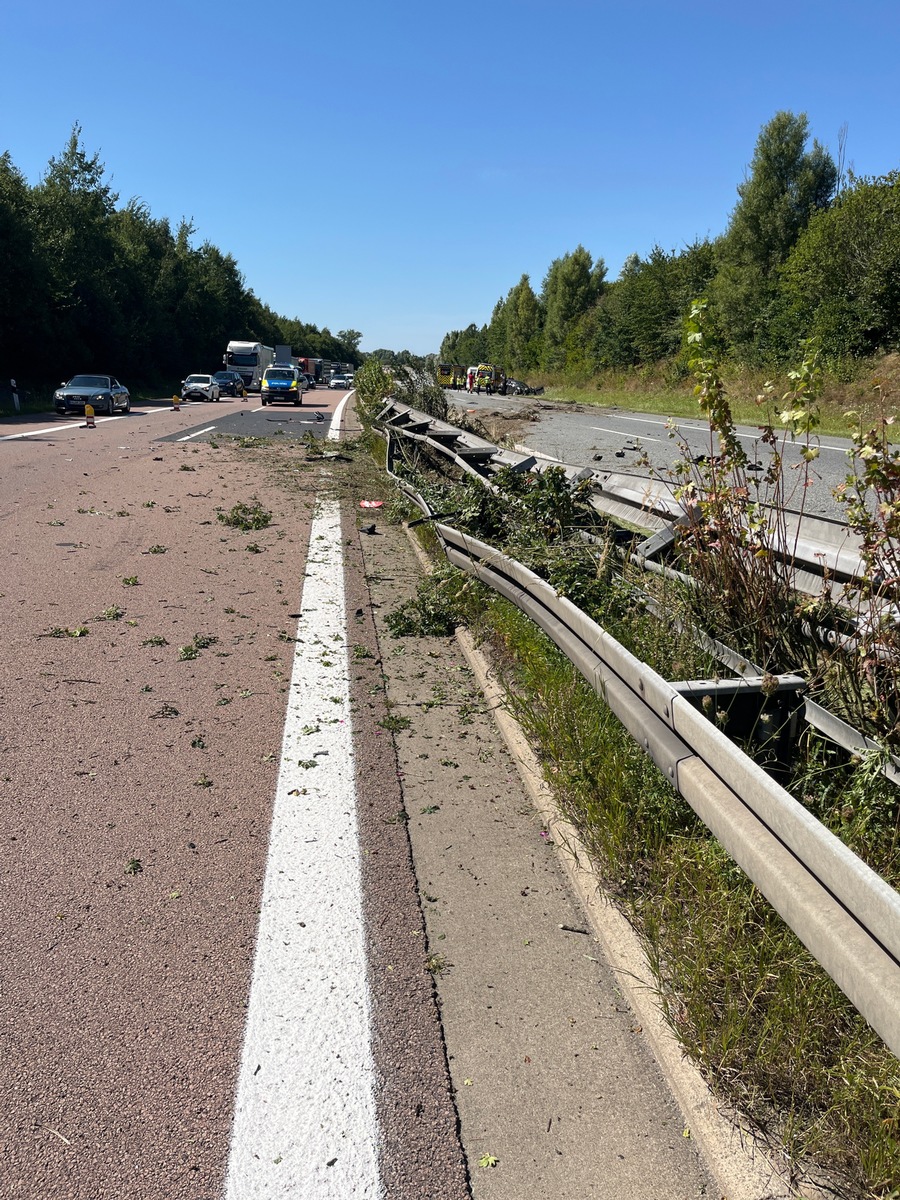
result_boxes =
[224,341,275,391]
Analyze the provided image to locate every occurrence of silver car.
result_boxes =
[54,375,131,416]
[181,374,221,402]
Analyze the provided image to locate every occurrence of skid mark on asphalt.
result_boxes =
[225,499,382,1199]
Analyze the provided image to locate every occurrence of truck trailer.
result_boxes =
[297,357,324,382]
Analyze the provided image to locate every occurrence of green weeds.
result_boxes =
[378,714,411,732]
[179,632,218,661]
[217,499,273,532]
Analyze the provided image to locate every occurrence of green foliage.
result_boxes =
[779,171,900,360]
[503,273,543,372]
[541,245,603,371]
[439,322,489,367]
[352,357,394,424]
[217,499,272,532]
[0,127,363,392]
[831,399,900,745]
[672,301,821,669]
[713,111,837,356]
[385,562,487,637]
[439,110,900,381]
[390,366,448,421]
[591,242,718,369]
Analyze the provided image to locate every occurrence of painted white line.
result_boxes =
[139,402,197,415]
[0,415,127,441]
[225,499,382,1199]
[514,443,564,462]
[589,424,666,444]
[610,412,850,452]
[0,401,200,441]
[612,414,675,428]
[327,389,354,441]
[1,421,81,440]
[176,425,217,442]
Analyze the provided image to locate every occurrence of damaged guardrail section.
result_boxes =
[381,406,900,1059]
[436,523,900,1057]
[379,399,867,593]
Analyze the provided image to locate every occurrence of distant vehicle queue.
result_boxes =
[436,363,541,396]
[223,342,353,392]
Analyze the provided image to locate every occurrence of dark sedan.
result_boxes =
[213,370,245,397]
[506,378,532,396]
[54,375,130,416]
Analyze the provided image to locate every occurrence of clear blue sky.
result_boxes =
[2,0,898,354]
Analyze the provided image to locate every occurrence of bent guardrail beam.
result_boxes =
[431,521,900,1058]
[379,400,867,594]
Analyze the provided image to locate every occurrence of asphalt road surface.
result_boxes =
[0,394,784,1199]
[450,389,856,522]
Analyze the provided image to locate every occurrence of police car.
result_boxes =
[260,366,309,406]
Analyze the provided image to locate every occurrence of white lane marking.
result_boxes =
[327,389,354,441]
[176,425,217,442]
[225,499,382,1199]
[0,401,202,441]
[0,415,126,440]
[611,413,676,428]
[609,412,850,452]
[139,402,197,415]
[513,443,564,462]
[589,424,666,444]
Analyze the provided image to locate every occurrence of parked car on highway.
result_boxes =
[54,375,130,416]
[181,374,221,402]
[213,370,244,396]
[328,375,350,390]
[303,373,317,389]
[260,365,308,406]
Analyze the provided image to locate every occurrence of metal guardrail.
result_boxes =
[381,401,900,781]
[379,400,867,594]
[380,411,900,1058]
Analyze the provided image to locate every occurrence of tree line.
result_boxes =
[440,112,900,379]
[0,127,362,389]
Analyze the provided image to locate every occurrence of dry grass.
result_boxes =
[535,354,900,438]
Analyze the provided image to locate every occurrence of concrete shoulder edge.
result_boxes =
[452,625,800,1200]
